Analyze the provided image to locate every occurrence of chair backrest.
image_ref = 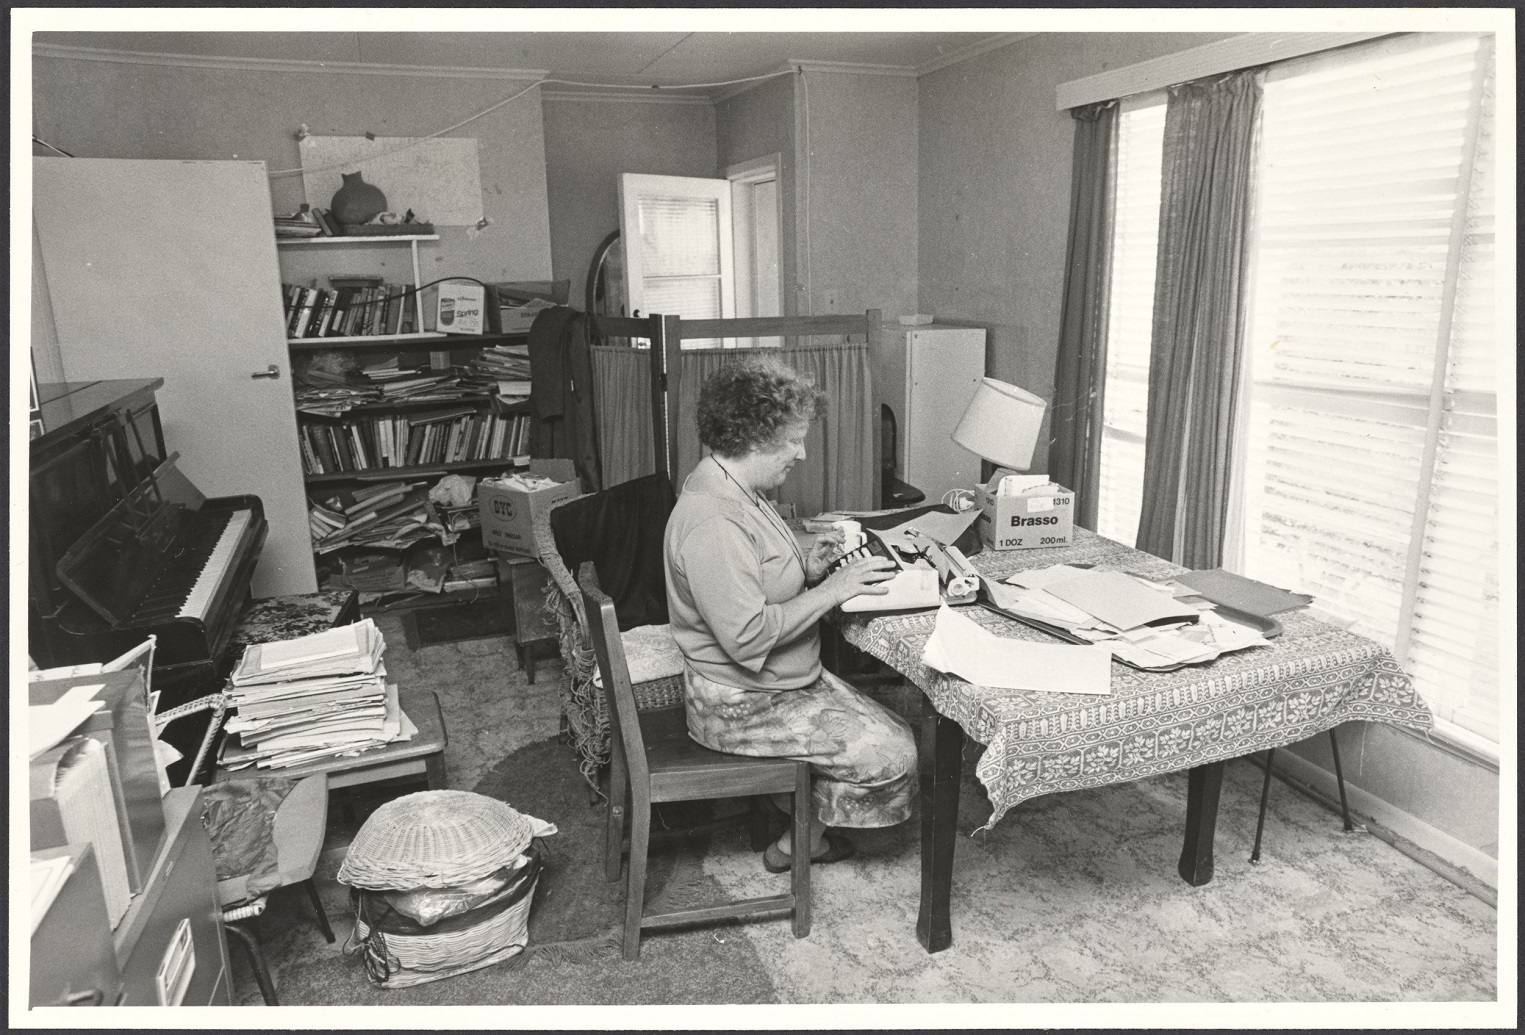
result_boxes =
[549,471,676,631]
[578,562,651,789]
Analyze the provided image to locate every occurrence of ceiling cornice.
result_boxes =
[916,32,1038,75]
[31,43,549,81]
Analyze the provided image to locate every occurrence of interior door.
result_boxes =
[33,158,316,597]
[618,173,735,348]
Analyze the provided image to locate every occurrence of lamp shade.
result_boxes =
[952,377,1048,471]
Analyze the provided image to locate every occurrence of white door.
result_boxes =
[618,173,734,348]
[33,158,317,597]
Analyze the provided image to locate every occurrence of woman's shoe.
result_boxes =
[762,832,855,873]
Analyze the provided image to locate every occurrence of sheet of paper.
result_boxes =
[1044,569,1204,631]
[982,578,1101,631]
[921,604,1113,695]
[840,567,941,613]
[29,700,100,759]
[874,506,982,547]
[1173,568,1314,616]
[1003,564,1095,590]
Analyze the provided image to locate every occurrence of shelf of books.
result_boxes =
[299,401,533,482]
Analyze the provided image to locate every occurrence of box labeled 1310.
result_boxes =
[975,480,1076,550]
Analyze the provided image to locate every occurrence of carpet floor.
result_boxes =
[226,612,1501,1024]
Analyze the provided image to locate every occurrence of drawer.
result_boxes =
[113,788,231,1006]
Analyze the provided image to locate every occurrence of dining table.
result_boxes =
[834,527,1434,953]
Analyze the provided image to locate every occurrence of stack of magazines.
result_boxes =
[219,619,414,771]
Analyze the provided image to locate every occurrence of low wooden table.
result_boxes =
[215,688,448,793]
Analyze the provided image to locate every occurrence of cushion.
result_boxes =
[620,623,685,685]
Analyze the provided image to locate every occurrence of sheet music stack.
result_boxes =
[220,619,415,771]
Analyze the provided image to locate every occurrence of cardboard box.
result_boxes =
[478,459,583,557]
[975,479,1076,550]
[436,282,486,335]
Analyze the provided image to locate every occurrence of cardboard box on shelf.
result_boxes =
[478,459,583,557]
[975,479,1076,551]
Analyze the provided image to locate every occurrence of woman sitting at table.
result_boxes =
[664,358,918,872]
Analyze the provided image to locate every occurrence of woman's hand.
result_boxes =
[804,529,846,584]
[822,555,899,606]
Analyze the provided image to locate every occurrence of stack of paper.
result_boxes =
[987,566,1270,669]
[220,619,413,771]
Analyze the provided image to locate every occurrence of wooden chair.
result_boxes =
[203,773,334,1005]
[578,562,812,959]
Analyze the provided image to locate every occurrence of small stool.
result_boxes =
[229,589,361,663]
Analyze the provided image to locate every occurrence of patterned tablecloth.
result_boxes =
[838,528,1433,831]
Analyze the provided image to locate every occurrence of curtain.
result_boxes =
[589,345,655,489]
[674,343,875,515]
[1048,100,1119,531]
[1135,70,1262,567]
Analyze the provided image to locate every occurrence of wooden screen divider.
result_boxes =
[588,310,884,504]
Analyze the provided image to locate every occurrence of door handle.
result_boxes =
[251,364,281,380]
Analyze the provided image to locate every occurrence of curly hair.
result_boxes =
[696,359,827,458]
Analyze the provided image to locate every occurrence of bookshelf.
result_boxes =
[275,234,537,584]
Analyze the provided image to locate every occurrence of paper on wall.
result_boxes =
[921,604,1113,695]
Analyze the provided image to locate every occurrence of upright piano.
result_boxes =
[29,380,267,780]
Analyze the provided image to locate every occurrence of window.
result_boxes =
[1096,98,1165,547]
[618,172,734,348]
[1098,34,1503,751]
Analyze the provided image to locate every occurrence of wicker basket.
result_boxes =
[351,846,541,989]
[338,790,534,890]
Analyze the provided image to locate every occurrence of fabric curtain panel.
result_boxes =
[1135,70,1263,567]
[1048,100,1119,531]
[672,343,875,515]
[589,346,655,489]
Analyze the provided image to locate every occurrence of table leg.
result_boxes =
[1177,760,1225,886]
[917,695,964,953]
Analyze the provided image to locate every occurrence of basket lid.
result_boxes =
[338,790,535,890]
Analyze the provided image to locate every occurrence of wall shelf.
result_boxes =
[276,234,440,245]
[304,457,528,485]
[287,331,530,350]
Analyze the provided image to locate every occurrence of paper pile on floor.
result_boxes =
[220,618,415,771]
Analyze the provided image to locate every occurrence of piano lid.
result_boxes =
[56,453,205,626]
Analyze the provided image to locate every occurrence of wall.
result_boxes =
[795,70,919,320]
[540,95,716,312]
[916,32,1233,472]
[30,51,552,297]
[716,74,799,316]
[916,31,1499,884]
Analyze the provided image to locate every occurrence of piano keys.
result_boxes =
[29,380,269,785]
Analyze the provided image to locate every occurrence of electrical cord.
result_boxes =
[942,488,978,513]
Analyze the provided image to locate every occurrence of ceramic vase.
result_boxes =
[330,172,387,226]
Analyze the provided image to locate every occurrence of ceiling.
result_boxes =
[34,29,1031,93]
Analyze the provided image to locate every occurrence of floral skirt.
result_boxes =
[683,665,918,829]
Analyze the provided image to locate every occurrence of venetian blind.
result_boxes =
[1233,34,1500,747]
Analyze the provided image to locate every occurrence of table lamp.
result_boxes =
[952,377,1048,483]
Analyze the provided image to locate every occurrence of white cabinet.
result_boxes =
[871,324,986,503]
[32,158,316,597]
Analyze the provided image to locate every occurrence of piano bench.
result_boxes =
[228,589,360,660]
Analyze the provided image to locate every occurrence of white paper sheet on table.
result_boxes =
[921,604,1113,694]
[1043,569,1203,631]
